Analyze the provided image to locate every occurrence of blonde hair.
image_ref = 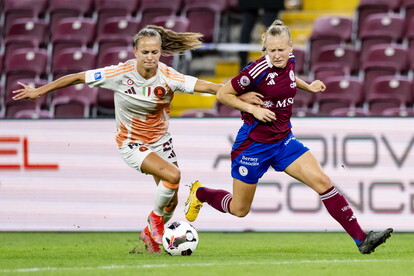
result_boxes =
[262,20,292,50]
[133,25,203,56]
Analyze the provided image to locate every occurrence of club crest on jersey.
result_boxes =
[154,86,166,98]
[139,146,148,152]
[240,76,250,86]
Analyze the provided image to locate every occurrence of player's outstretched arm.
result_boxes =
[296,77,326,93]
[12,72,86,101]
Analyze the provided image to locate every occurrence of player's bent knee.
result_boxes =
[231,207,250,218]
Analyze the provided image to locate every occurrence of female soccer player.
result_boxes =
[12,25,262,254]
[184,20,393,254]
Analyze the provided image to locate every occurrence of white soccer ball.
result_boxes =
[162,221,199,256]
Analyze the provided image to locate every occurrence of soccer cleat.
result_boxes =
[147,211,164,245]
[184,181,204,222]
[358,228,393,254]
[139,226,162,254]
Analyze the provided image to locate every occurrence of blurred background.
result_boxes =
[0,0,413,119]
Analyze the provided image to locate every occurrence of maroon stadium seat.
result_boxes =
[401,0,414,19]
[315,76,364,115]
[4,48,49,92]
[51,48,97,79]
[381,107,414,117]
[311,44,359,81]
[183,0,226,43]
[96,46,135,67]
[365,75,412,115]
[51,17,96,57]
[292,47,306,75]
[95,0,141,33]
[355,0,402,37]
[96,17,139,53]
[150,16,189,32]
[51,84,99,118]
[358,13,405,61]
[138,0,182,28]
[3,78,48,119]
[4,18,48,57]
[308,16,353,68]
[292,89,315,117]
[360,44,409,92]
[48,0,94,33]
[13,109,53,119]
[180,108,217,118]
[3,0,48,31]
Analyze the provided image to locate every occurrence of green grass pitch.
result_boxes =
[0,231,413,275]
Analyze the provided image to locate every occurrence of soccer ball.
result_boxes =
[162,221,199,256]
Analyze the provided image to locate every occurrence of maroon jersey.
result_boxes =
[231,54,297,143]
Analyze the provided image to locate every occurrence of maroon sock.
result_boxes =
[320,187,366,242]
[196,187,232,213]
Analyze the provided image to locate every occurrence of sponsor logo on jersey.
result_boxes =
[124,87,136,94]
[94,72,102,80]
[126,79,134,86]
[154,86,166,98]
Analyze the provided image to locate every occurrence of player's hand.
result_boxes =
[250,105,276,123]
[238,92,264,106]
[308,80,326,93]
[12,82,42,100]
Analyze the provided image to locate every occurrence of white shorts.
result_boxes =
[118,132,178,173]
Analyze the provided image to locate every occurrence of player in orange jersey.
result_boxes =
[12,25,263,254]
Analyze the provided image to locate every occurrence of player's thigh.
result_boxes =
[230,179,257,217]
[284,151,332,194]
[141,153,180,184]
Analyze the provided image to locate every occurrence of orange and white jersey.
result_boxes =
[85,59,197,147]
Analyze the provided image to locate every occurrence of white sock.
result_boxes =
[153,184,175,216]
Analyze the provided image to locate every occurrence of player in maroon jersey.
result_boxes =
[184,20,392,254]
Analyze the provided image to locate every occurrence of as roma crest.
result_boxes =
[154,86,166,98]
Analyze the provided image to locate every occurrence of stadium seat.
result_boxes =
[292,47,306,75]
[315,76,364,115]
[96,17,139,53]
[3,0,48,31]
[4,48,49,92]
[401,0,414,19]
[310,44,359,81]
[329,107,370,117]
[215,101,240,117]
[138,0,182,28]
[95,0,141,33]
[292,89,315,117]
[48,0,94,33]
[405,17,414,65]
[355,0,401,37]
[13,109,53,119]
[150,16,189,32]
[96,46,135,67]
[180,108,217,118]
[50,84,99,118]
[4,18,49,57]
[365,75,412,115]
[307,16,353,68]
[360,44,409,91]
[381,107,414,117]
[51,17,96,57]
[51,48,97,79]
[183,0,227,43]
[357,13,405,61]
[96,89,116,117]
[3,78,49,118]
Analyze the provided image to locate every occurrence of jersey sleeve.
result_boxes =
[84,60,135,90]
[230,71,254,95]
[159,63,197,94]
